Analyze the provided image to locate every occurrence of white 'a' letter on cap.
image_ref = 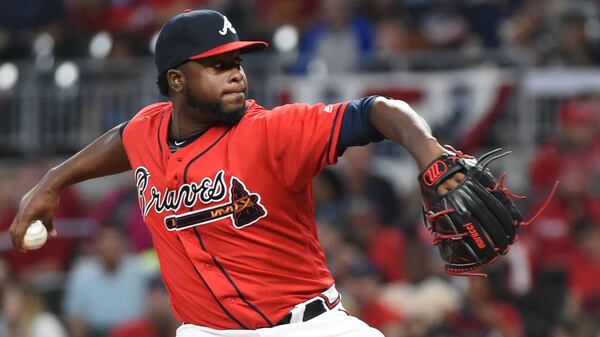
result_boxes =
[219,16,237,36]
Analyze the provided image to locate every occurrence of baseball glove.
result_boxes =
[418,146,556,277]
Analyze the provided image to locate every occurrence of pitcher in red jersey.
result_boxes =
[9,9,464,337]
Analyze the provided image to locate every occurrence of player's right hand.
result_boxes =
[9,181,60,252]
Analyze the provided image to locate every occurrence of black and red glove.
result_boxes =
[418,147,555,276]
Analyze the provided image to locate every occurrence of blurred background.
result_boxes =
[1,0,600,336]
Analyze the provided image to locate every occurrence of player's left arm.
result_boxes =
[361,97,465,195]
[369,97,445,169]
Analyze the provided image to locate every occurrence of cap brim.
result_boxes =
[189,41,268,60]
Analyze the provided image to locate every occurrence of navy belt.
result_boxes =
[182,301,327,328]
[183,293,340,328]
[275,299,328,325]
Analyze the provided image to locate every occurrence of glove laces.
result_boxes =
[424,209,470,245]
[444,145,476,161]
[486,174,559,227]
[519,180,560,227]
[486,172,526,202]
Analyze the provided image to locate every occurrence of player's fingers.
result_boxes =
[45,219,58,237]
[445,179,460,191]
[437,185,451,196]
[453,172,466,183]
[9,217,27,252]
[437,172,468,195]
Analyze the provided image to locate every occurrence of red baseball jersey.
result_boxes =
[121,99,349,329]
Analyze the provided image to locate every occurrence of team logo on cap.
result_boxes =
[219,16,237,36]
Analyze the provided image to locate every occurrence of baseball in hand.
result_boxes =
[23,220,48,250]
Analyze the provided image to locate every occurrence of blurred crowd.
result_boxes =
[4,0,600,73]
[0,96,598,337]
[2,1,600,337]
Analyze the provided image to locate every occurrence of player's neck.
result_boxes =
[170,106,215,139]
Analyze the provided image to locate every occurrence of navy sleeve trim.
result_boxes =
[118,121,129,139]
[337,96,385,152]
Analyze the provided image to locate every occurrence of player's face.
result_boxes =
[180,51,248,125]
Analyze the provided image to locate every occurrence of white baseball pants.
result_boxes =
[176,310,385,337]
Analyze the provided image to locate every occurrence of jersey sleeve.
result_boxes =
[118,121,129,138]
[337,96,385,151]
[264,101,349,190]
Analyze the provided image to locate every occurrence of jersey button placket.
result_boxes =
[204,263,212,271]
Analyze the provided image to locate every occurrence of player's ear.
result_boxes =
[167,69,185,93]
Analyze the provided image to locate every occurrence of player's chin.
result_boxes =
[222,92,246,109]
[219,97,246,125]
[219,109,245,126]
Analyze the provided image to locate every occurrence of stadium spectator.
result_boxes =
[63,224,148,337]
[334,146,407,281]
[374,18,429,55]
[419,7,473,50]
[313,168,346,224]
[0,0,65,59]
[92,186,150,252]
[2,282,68,337]
[0,257,10,336]
[339,145,401,226]
[294,0,375,74]
[378,242,462,337]
[339,259,403,336]
[108,275,179,337]
[1,162,87,313]
[450,277,524,337]
[530,99,600,193]
[567,221,600,318]
[0,164,15,236]
[527,99,600,271]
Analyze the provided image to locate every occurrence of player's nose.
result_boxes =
[228,67,244,85]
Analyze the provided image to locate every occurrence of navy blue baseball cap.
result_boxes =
[154,9,268,74]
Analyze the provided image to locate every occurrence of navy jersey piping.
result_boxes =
[189,254,248,329]
[180,127,246,328]
[118,121,129,138]
[191,228,274,328]
[157,112,165,155]
[183,128,231,183]
[182,126,273,328]
[210,253,274,327]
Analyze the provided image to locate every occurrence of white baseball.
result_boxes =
[23,220,48,250]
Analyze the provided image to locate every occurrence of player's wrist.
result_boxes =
[41,167,69,192]
[414,139,446,171]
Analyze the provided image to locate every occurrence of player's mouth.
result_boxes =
[222,91,246,102]
[221,92,246,111]
[224,91,245,96]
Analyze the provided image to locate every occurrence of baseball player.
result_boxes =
[9,9,465,337]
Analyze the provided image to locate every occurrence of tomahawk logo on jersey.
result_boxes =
[121,99,353,329]
[134,167,268,230]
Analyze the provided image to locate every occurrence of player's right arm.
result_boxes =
[9,125,131,251]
